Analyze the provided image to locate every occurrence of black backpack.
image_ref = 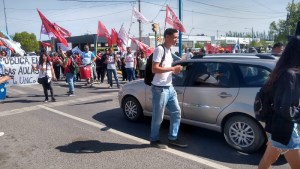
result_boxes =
[253,83,274,122]
[144,45,165,86]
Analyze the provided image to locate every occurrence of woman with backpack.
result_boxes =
[32,52,57,102]
[258,37,300,169]
[58,50,76,96]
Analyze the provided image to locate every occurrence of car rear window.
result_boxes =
[238,65,271,87]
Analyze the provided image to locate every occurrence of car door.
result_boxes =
[182,62,240,124]
[144,61,196,116]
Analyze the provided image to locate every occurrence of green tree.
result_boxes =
[13,32,39,52]
[219,40,227,47]
[195,42,204,49]
[269,0,300,44]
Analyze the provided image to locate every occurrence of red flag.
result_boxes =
[97,21,112,46]
[53,23,72,37]
[165,5,186,33]
[111,28,118,46]
[40,41,52,48]
[131,38,154,57]
[37,9,69,47]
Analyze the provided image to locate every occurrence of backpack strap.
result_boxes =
[158,44,166,67]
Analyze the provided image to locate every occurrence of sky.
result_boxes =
[0,0,295,41]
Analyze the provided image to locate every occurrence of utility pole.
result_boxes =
[252,27,254,42]
[2,0,8,35]
[179,0,183,57]
[138,0,142,42]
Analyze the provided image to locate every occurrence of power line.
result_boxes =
[7,9,131,23]
[141,1,285,20]
[58,0,135,2]
[5,2,129,11]
[186,0,286,14]
[151,0,168,21]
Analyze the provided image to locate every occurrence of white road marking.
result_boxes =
[20,84,43,92]
[0,93,114,117]
[5,87,27,94]
[38,105,232,169]
[0,132,4,136]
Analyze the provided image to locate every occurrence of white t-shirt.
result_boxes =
[106,54,116,70]
[186,52,193,60]
[124,53,135,68]
[38,62,53,79]
[151,46,173,86]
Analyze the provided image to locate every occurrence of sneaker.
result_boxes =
[108,86,112,89]
[0,132,4,137]
[66,91,71,94]
[150,140,167,149]
[168,139,188,148]
[51,98,56,102]
[68,93,75,97]
[44,99,49,103]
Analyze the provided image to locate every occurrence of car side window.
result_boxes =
[172,62,194,86]
[192,62,233,87]
[238,65,271,87]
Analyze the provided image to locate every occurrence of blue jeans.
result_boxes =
[107,69,119,87]
[126,68,136,81]
[66,73,75,93]
[150,85,181,141]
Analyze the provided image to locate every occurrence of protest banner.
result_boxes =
[2,56,40,86]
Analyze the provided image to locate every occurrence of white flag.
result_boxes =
[0,37,25,56]
[118,25,130,47]
[132,7,150,24]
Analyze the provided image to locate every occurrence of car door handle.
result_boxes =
[218,92,232,98]
[176,90,183,95]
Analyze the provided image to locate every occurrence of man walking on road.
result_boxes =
[150,28,188,149]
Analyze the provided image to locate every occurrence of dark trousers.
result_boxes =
[42,81,54,100]
[139,70,145,78]
[53,65,61,80]
[96,67,107,83]
[121,66,127,81]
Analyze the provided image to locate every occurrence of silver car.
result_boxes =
[118,57,276,153]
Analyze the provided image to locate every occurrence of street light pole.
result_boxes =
[2,0,8,35]
[251,27,254,41]
[179,0,183,57]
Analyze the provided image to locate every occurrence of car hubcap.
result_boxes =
[229,122,255,147]
[125,100,137,119]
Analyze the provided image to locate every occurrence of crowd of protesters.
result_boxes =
[22,46,151,101]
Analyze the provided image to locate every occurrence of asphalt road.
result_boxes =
[0,79,290,169]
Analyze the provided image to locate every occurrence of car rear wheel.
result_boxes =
[122,96,143,121]
[224,115,266,153]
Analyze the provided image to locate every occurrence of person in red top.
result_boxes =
[58,50,75,96]
[52,52,62,80]
[74,52,82,82]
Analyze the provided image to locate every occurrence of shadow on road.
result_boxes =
[1,99,42,103]
[74,99,113,106]
[92,108,287,167]
[56,140,149,153]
